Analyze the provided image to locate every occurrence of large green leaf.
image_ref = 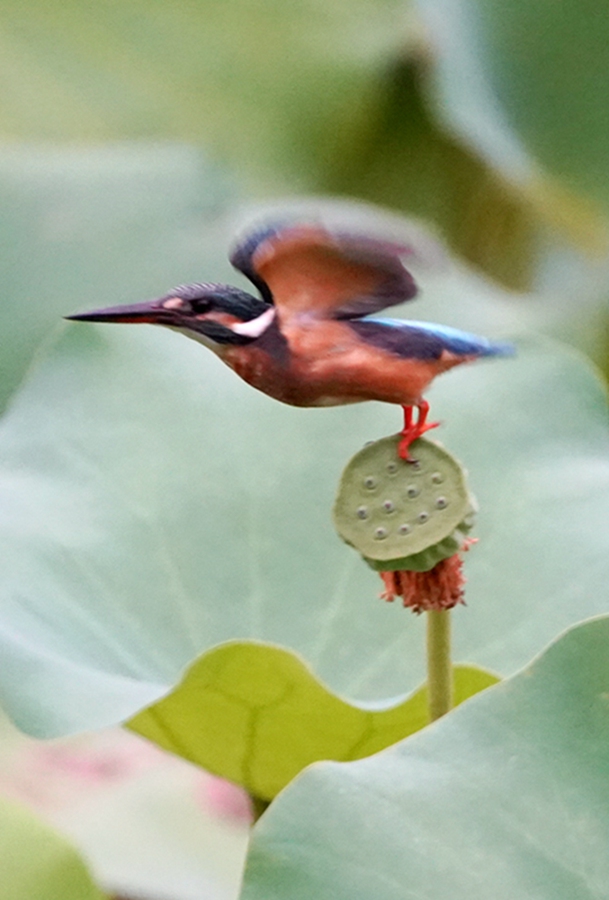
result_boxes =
[0,314,608,740]
[421,0,609,219]
[242,615,609,900]
[0,795,104,900]
[0,143,236,411]
[129,643,497,799]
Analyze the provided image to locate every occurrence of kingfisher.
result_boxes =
[67,220,512,459]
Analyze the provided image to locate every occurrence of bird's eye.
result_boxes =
[189,297,212,313]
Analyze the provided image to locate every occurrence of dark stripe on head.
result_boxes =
[188,319,255,345]
[167,284,270,320]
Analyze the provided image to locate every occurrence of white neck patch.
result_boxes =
[231,306,276,339]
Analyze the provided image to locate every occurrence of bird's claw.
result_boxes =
[398,421,440,461]
[398,401,439,461]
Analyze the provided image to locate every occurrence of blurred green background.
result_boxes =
[1,2,609,899]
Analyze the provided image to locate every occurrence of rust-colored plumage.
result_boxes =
[67,219,512,457]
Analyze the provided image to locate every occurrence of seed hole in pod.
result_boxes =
[406,486,419,499]
[386,461,398,475]
[417,511,429,524]
[382,500,395,513]
[374,527,388,540]
[411,460,422,471]
[398,524,411,535]
[435,496,448,509]
[363,476,377,490]
[431,472,444,484]
[356,506,369,519]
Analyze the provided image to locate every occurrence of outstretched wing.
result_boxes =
[229,221,418,319]
[348,317,515,360]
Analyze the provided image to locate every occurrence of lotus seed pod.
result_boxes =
[333,436,476,572]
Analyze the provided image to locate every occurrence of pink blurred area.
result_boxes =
[0,723,252,823]
[0,719,253,899]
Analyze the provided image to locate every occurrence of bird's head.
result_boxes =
[67,283,276,348]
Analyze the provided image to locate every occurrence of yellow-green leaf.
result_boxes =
[129,641,498,799]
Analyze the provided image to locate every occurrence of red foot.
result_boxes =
[398,401,439,461]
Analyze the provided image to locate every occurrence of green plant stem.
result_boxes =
[426,609,453,721]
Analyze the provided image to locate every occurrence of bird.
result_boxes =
[67,220,513,459]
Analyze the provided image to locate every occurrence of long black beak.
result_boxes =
[65,300,170,325]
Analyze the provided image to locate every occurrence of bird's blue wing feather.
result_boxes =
[350,317,514,360]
